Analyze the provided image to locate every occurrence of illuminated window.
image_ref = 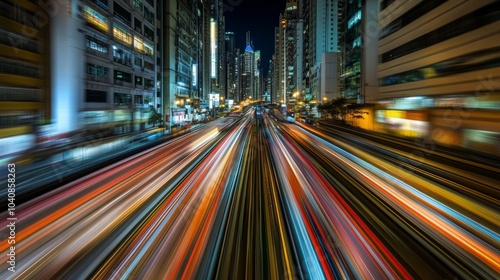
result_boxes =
[114,70,131,82]
[134,37,144,52]
[352,36,361,48]
[135,76,142,87]
[114,25,132,45]
[133,0,143,12]
[144,42,153,57]
[113,48,132,66]
[134,37,154,57]
[89,0,109,10]
[86,36,108,54]
[348,10,361,29]
[83,6,109,33]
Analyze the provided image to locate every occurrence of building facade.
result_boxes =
[1,0,163,158]
[163,0,207,124]
[224,31,236,103]
[241,40,254,102]
[0,0,51,155]
[80,0,160,134]
[378,0,500,154]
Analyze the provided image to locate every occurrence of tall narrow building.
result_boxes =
[241,32,254,102]
[308,0,343,103]
[163,0,206,124]
[225,31,237,103]
[341,0,377,103]
[277,0,299,107]
[254,50,262,101]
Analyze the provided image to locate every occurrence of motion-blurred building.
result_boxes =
[0,0,51,155]
[1,0,162,157]
[377,0,500,154]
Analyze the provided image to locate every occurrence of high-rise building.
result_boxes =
[217,2,226,103]
[1,0,162,157]
[306,0,343,104]
[340,0,377,103]
[270,52,279,104]
[234,48,241,104]
[191,0,205,109]
[81,0,161,134]
[225,31,237,103]
[241,33,254,102]
[275,0,300,108]
[163,0,202,124]
[203,0,225,113]
[273,25,283,104]
[264,65,273,103]
[254,50,262,101]
[0,0,51,155]
[300,0,311,102]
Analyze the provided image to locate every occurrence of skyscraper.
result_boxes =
[313,0,344,103]
[340,0,377,103]
[241,32,254,102]
[225,31,237,103]
[163,0,209,124]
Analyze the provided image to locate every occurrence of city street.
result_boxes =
[1,107,498,279]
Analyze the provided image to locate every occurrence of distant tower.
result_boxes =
[242,32,255,101]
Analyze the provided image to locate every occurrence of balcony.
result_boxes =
[114,80,133,87]
[113,57,132,67]
[87,48,109,59]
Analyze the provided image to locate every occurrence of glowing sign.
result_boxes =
[192,64,197,87]
[210,19,217,78]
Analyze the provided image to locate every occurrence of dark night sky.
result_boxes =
[224,0,286,75]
